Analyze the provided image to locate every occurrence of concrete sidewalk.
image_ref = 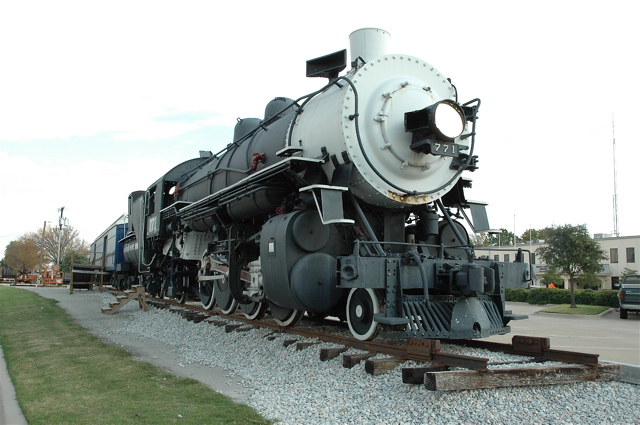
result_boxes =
[0,344,28,425]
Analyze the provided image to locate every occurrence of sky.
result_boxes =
[1,0,638,259]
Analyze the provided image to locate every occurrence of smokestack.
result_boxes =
[349,28,390,64]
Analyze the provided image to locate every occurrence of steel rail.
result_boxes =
[143,296,599,369]
[148,298,487,369]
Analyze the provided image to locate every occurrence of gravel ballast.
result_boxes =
[25,288,640,424]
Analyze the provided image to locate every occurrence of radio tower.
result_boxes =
[612,114,619,237]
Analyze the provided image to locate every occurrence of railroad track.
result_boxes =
[134,295,620,391]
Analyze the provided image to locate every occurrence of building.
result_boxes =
[475,234,639,290]
[593,234,639,288]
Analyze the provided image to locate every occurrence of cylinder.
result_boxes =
[349,28,390,63]
[417,210,439,237]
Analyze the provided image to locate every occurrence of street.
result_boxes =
[486,302,640,366]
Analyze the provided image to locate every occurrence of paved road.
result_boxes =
[487,302,640,366]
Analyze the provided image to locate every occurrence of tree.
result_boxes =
[471,228,517,247]
[520,227,551,244]
[620,268,638,280]
[537,224,607,307]
[576,273,600,290]
[540,266,564,288]
[2,225,89,274]
[26,225,88,266]
[60,250,89,273]
[0,259,11,277]
[3,235,40,273]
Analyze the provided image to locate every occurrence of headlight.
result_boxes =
[433,100,465,140]
[404,99,466,143]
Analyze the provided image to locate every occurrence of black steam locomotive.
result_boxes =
[91,28,531,341]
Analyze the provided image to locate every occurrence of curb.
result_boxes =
[533,308,616,319]
[605,361,640,385]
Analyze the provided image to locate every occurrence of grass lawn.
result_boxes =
[538,304,611,315]
[0,286,271,425]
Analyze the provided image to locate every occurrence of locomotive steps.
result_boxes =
[101,285,147,314]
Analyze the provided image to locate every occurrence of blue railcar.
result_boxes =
[89,215,129,287]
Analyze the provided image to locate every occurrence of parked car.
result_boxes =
[618,275,640,319]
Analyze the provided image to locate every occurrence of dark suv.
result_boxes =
[618,275,640,319]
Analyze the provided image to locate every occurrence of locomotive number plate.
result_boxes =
[428,141,460,157]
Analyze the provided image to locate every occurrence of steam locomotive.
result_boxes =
[91,28,531,341]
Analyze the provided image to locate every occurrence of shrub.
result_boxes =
[525,288,570,305]
[523,288,547,304]
[594,290,620,308]
[575,289,597,305]
[505,288,529,302]
[550,288,572,304]
[505,288,620,307]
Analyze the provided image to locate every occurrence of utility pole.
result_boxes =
[612,114,619,237]
[57,207,68,266]
[40,221,47,273]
